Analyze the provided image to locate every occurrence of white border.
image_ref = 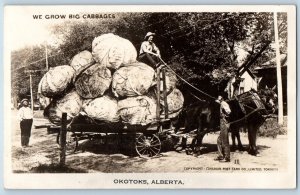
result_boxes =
[4,5,296,189]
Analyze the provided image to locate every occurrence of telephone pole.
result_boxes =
[274,12,284,125]
[29,73,34,111]
[25,69,47,111]
[45,43,49,70]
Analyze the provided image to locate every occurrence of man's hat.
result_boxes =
[215,95,225,104]
[144,32,156,40]
[21,99,29,105]
[217,95,224,101]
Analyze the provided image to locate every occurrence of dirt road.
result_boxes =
[11,110,288,173]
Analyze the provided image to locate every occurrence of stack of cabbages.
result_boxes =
[40,33,184,128]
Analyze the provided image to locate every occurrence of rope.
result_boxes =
[73,48,110,83]
[158,57,269,127]
[189,92,206,102]
[227,107,265,126]
[157,59,266,126]
[158,57,216,100]
[127,77,142,96]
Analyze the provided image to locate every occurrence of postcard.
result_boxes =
[4,5,296,189]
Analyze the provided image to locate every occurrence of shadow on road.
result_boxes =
[29,164,88,173]
[69,133,179,157]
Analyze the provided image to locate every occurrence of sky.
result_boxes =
[5,6,66,51]
[5,5,290,53]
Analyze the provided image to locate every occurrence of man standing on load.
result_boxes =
[138,32,161,69]
[215,95,231,162]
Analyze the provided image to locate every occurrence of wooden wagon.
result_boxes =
[57,67,174,158]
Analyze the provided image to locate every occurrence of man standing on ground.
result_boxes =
[215,95,231,162]
[17,99,33,147]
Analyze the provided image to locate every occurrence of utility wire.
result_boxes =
[12,14,257,73]
[12,47,80,72]
[158,57,216,100]
[162,15,237,40]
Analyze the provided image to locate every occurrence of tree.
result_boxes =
[11,44,62,104]
[14,12,286,104]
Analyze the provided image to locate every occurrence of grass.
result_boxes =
[258,117,287,138]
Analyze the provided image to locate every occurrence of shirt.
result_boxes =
[18,107,33,121]
[139,41,159,55]
[220,101,231,116]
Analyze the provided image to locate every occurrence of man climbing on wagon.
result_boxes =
[215,95,231,162]
[138,32,162,69]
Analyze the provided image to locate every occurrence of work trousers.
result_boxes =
[217,117,230,160]
[138,53,160,69]
[20,119,33,147]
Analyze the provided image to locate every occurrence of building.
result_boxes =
[253,54,287,115]
[225,69,258,99]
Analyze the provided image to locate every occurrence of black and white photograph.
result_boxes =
[3,5,296,189]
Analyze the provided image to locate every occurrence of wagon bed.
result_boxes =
[59,116,172,158]
[56,66,174,158]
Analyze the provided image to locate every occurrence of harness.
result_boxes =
[226,107,265,126]
[225,91,267,126]
[158,57,269,127]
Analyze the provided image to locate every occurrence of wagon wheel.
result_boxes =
[135,134,161,158]
[66,133,78,154]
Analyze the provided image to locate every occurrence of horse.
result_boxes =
[230,87,278,154]
[227,90,268,156]
[257,86,278,114]
[173,89,275,157]
[172,99,220,155]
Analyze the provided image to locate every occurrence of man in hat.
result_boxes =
[138,32,161,69]
[215,95,231,162]
[17,99,33,147]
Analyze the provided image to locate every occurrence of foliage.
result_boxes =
[258,117,287,138]
[11,12,287,104]
[11,45,46,102]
